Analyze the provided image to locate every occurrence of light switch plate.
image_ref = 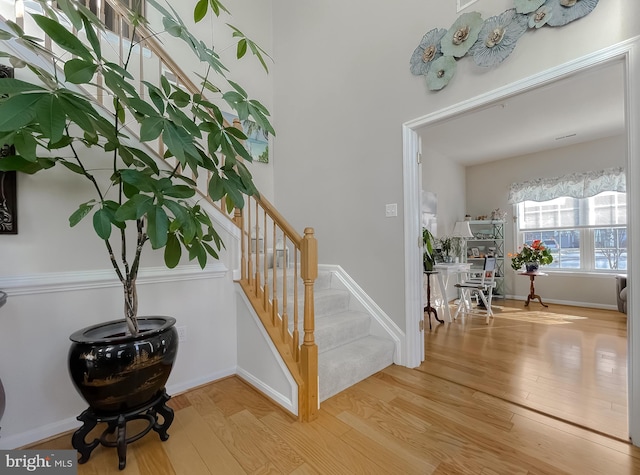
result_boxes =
[385,203,397,217]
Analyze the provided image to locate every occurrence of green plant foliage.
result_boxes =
[423,228,436,271]
[0,0,273,334]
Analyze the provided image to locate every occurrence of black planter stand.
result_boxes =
[72,389,174,470]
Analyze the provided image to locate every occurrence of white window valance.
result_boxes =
[507,167,626,204]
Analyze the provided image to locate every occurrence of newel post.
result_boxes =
[299,227,318,421]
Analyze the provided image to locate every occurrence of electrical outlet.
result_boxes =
[177,325,187,342]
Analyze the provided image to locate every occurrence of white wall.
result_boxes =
[422,149,467,239]
[271,0,638,330]
[466,135,626,307]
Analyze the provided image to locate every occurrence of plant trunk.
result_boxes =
[124,279,138,335]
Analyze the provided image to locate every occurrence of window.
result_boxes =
[517,191,627,272]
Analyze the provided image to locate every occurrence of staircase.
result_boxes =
[283,268,396,401]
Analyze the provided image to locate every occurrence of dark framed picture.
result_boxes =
[0,65,17,234]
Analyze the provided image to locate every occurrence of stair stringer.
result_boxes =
[320,264,405,366]
[234,283,299,416]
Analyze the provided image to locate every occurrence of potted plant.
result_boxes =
[509,239,554,272]
[0,0,272,432]
[423,228,436,271]
[438,236,453,262]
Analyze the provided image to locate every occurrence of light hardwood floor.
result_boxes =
[423,299,628,440]
[31,301,639,474]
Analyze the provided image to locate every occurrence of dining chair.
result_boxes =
[453,257,497,324]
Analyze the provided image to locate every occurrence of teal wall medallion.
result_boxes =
[410,0,600,91]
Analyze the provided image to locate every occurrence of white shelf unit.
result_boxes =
[464,220,505,297]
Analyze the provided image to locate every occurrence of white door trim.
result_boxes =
[402,37,640,445]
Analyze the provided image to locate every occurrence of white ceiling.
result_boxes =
[418,59,626,166]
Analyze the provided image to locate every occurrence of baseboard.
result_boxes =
[235,367,297,415]
[504,295,618,311]
[320,264,405,365]
[0,416,80,450]
[167,368,236,397]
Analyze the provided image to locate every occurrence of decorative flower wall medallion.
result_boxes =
[528,5,553,28]
[469,9,528,68]
[440,12,484,58]
[546,0,599,26]
[410,28,447,76]
[514,0,546,14]
[409,0,600,92]
[426,56,457,91]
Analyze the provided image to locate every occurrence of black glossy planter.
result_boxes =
[68,316,178,414]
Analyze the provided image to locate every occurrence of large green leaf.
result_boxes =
[104,61,133,80]
[226,133,252,162]
[194,0,208,22]
[59,160,85,175]
[0,78,45,95]
[188,240,207,268]
[120,169,158,193]
[162,185,195,199]
[126,97,158,118]
[162,121,200,165]
[31,14,92,61]
[128,147,160,175]
[12,130,37,162]
[64,59,97,84]
[139,116,164,142]
[35,94,66,144]
[235,161,258,196]
[169,89,190,108]
[81,14,101,59]
[147,205,169,249]
[163,17,183,38]
[55,0,83,30]
[93,208,112,239]
[247,102,275,136]
[201,241,219,260]
[222,173,245,209]
[0,155,53,174]
[69,201,96,227]
[236,38,247,60]
[207,171,225,201]
[143,82,166,114]
[165,200,189,225]
[164,232,182,268]
[0,93,43,131]
[115,194,153,221]
[166,105,201,138]
[103,69,137,101]
[58,95,95,133]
